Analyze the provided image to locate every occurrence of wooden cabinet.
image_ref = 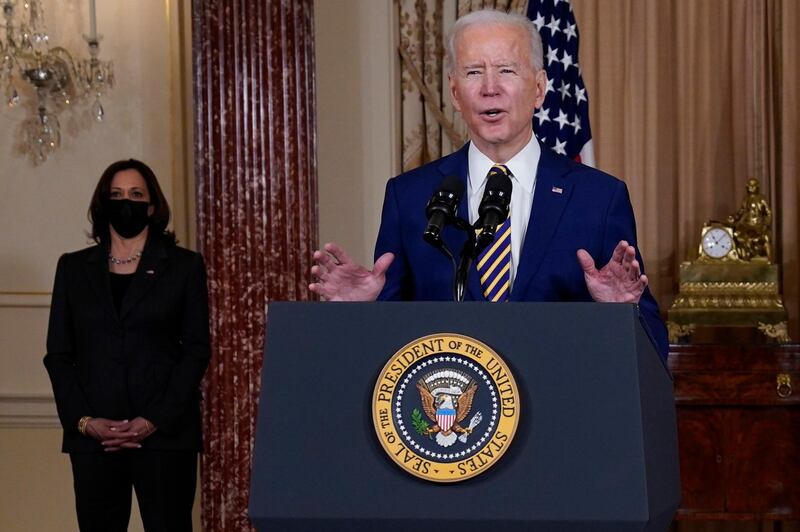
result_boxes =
[669,344,800,521]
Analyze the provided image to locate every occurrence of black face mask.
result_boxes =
[104,199,151,239]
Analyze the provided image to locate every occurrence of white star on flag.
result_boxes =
[575,86,587,105]
[535,107,552,125]
[546,16,562,35]
[564,22,577,42]
[559,51,574,70]
[555,110,570,130]
[546,47,559,66]
[558,81,571,101]
[532,12,545,30]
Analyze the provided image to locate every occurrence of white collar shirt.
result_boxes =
[467,134,541,288]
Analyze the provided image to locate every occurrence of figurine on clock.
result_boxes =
[726,177,772,262]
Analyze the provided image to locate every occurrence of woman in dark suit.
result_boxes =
[44,159,210,531]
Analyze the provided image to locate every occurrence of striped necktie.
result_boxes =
[476,165,511,302]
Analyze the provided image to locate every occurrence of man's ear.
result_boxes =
[533,69,547,109]
[448,74,462,113]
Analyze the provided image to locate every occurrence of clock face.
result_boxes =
[702,227,734,259]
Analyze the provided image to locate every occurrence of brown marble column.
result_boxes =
[192,1,317,530]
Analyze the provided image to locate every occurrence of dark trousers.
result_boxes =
[70,450,197,532]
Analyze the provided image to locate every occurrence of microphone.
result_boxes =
[474,169,512,254]
[423,174,464,247]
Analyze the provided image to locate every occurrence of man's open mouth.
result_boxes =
[481,109,504,118]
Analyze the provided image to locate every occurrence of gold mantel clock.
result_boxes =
[667,178,790,342]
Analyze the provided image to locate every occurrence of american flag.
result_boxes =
[527,0,595,166]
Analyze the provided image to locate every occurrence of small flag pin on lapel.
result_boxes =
[552,186,563,194]
[146,270,155,275]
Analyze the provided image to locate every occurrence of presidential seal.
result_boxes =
[372,333,520,482]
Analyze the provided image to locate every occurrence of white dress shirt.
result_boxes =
[467,133,541,288]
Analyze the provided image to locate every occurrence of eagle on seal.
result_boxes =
[417,379,478,447]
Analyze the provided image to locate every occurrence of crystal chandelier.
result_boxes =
[1,0,114,164]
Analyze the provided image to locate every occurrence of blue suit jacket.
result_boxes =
[375,142,669,362]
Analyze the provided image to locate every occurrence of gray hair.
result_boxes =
[445,10,544,73]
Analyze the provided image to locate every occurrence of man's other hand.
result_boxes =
[309,242,394,301]
[576,240,647,303]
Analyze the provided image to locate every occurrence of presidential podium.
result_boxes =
[249,302,680,531]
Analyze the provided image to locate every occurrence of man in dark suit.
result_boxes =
[309,10,668,361]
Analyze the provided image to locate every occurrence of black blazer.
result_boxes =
[44,236,210,453]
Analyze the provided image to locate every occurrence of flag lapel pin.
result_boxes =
[551,186,563,194]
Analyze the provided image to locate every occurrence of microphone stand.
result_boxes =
[453,217,498,302]
[428,234,457,277]
[424,211,488,302]
[423,215,476,302]
[454,235,474,302]
[452,218,476,302]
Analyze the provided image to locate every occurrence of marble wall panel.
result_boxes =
[193,1,317,529]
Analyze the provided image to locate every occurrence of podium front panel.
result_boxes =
[249,302,679,531]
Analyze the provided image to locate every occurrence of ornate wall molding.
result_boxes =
[0,292,51,308]
[0,393,59,428]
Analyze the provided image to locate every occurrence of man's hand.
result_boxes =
[309,242,394,301]
[85,416,157,452]
[576,240,648,303]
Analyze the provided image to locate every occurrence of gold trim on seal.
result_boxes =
[372,333,520,483]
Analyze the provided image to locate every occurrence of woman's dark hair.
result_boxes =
[88,159,176,246]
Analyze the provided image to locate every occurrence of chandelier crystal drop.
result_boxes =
[1,0,115,164]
